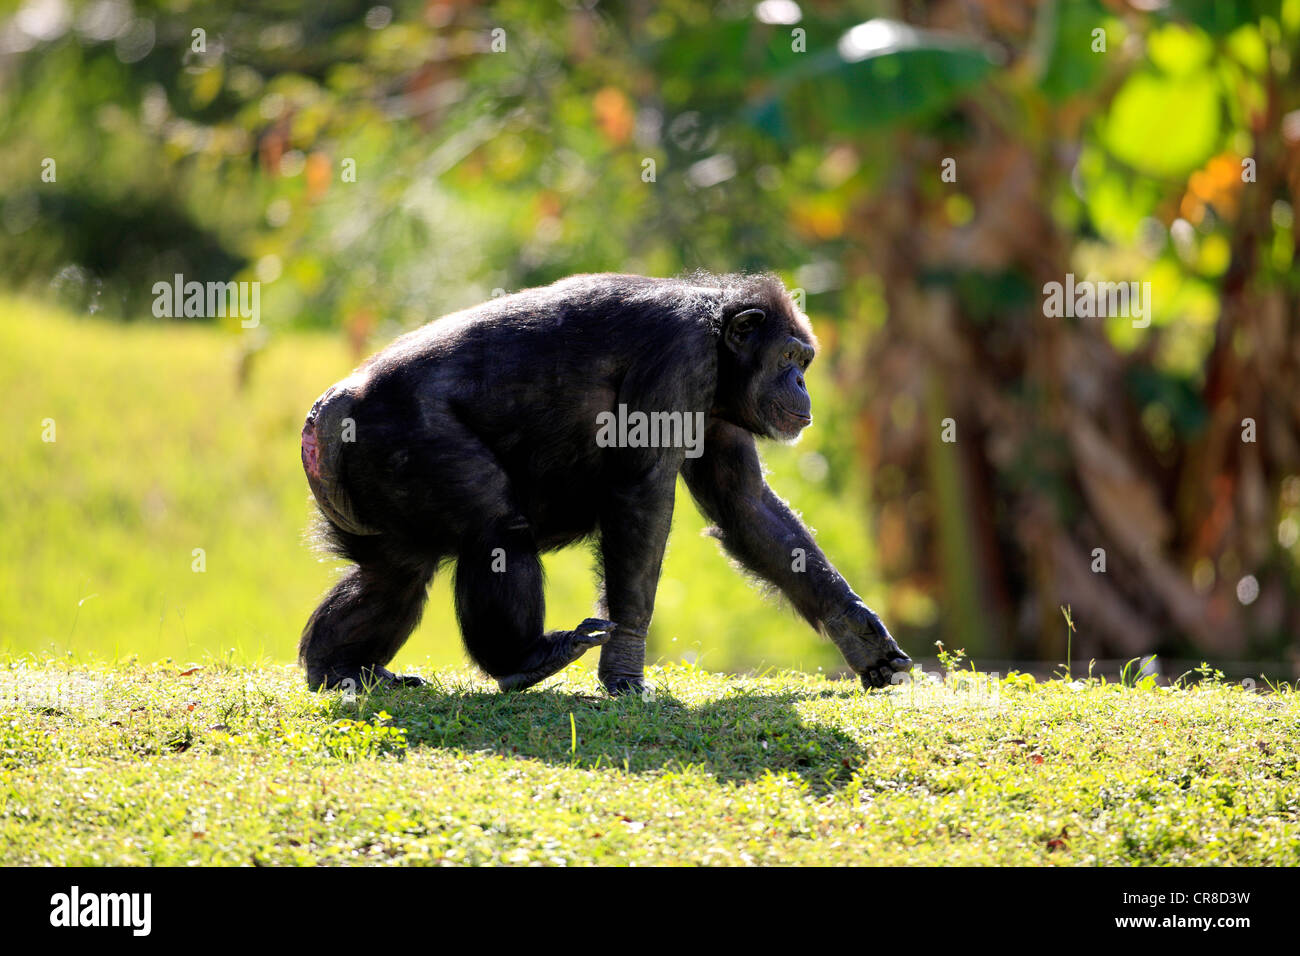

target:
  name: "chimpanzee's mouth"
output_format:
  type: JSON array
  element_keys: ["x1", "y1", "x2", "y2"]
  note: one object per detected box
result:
[{"x1": 774, "y1": 402, "x2": 812, "y2": 426}]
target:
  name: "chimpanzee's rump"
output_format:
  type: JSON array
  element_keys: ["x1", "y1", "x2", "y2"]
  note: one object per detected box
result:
[{"x1": 301, "y1": 383, "x2": 380, "y2": 537}]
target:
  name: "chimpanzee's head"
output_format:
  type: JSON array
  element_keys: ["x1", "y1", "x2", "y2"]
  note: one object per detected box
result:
[{"x1": 713, "y1": 278, "x2": 818, "y2": 442}]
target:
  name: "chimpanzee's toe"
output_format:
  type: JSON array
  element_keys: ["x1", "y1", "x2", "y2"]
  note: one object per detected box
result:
[
  {"x1": 388, "y1": 672, "x2": 428, "y2": 688},
  {"x1": 305, "y1": 664, "x2": 427, "y2": 691},
  {"x1": 364, "y1": 665, "x2": 425, "y2": 688},
  {"x1": 573, "y1": 618, "x2": 616, "y2": 647}
]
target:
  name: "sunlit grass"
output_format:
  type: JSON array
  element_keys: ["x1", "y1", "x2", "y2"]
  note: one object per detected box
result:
[{"x1": 1, "y1": 660, "x2": 1295, "y2": 865}]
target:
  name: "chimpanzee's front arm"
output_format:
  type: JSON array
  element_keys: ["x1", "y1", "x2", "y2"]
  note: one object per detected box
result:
[
  {"x1": 596, "y1": 456, "x2": 679, "y2": 696},
  {"x1": 681, "y1": 419, "x2": 911, "y2": 688}
]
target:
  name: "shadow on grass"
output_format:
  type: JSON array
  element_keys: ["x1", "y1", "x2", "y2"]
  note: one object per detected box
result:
[{"x1": 323, "y1": 681, "x2": 869, "y2": 792}]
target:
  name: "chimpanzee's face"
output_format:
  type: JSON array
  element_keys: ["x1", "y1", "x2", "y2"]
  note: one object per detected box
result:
[{"x1": 720, "y1": 295, "x2": 817, "y2": 442}]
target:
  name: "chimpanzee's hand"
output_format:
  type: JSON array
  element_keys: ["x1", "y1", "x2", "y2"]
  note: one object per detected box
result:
[{"x1": 822, "y1": 601, "x2": 912, "y2": 689}]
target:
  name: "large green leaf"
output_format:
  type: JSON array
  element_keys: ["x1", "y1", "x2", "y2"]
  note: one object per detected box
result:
[
  {"x1": 1102, "y1": 71, "x2": 1220, "y2": 178},
  {"x1": 759, "y1": 19, "x2": 995, "y2": 133}
]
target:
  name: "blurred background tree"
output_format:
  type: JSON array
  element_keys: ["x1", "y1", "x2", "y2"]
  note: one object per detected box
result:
[{"x1": 1, "y1": 0, "x2": 1297, "y2": 673}]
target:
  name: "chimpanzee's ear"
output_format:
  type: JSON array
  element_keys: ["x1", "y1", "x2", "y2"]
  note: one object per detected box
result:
[{"x1": 724, "y1": 308, "x2": 766, "y2": 354}]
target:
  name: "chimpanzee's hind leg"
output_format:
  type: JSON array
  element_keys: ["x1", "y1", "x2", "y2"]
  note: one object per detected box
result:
[
  {"x1": 454, "y1": 516, "x2": 613, "y2": 691},
  {"x1": 299, "y1": 529, "x2": 436, "y2": 690},
  {"x1": 308, "y1": 396, "x2": 609, "y2": 691},
  {"x1": 360, "y1": 408, "x2": 614, "y2": 690}
]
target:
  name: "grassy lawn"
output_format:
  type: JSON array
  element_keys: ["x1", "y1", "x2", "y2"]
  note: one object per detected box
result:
[{"x1": 2, "y1": 659, "x2": 1296, "y2": 865}]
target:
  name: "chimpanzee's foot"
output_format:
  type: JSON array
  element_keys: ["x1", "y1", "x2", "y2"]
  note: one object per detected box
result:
[
  {"x1": 369, "y1": 665, "x2": 428, "y2": 688},
  {"x1": 305, "y1": 663, "x2": 427, "y2": 691},
  {"x1": 496, "y1": 618, "x2": 614, "y2": 692}
]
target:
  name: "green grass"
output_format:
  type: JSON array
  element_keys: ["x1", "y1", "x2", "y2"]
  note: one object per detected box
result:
[
  {"x1": 0, "y1": 295, "x2": 894, "y2": 674},
  {"x1": 2, "y1": 659, "x2": 1296, "y2": 865}
]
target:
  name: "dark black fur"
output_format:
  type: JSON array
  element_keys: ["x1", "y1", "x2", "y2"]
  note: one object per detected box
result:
[{"x1": 298, "y1": 272, "x2": 910, "y2": 694}]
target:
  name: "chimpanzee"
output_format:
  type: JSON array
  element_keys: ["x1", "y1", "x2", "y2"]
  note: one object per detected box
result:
[{"x1": 298, "y1": 272, "x2": 910, "y2": 695}]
